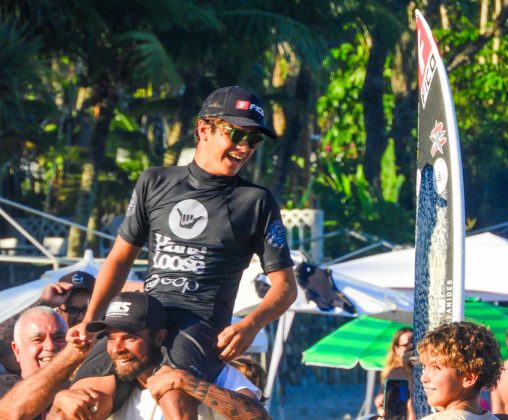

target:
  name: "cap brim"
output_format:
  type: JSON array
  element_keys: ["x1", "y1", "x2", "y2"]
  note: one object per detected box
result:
[
  {"x1": 86, "y1": 320, "x2": 145, "y2": 334},
  {"x1": 66, "y1": 284, "x2": 94, "y2": 291},
  {"x1": 221, "y1": 116, "x2": 277, "y2": 139}
]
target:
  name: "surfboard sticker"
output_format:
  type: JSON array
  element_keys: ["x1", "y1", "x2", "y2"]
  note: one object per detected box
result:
[{"x1": 413, "y1": 10, "x2": 465, "y2": 418}]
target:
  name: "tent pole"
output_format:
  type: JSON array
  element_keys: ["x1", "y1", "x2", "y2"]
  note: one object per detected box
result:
[
  {"x1": 357, "y1": 369, "x2": 377, "y2": 417},
  {"x1": 264, "y1": 310, "x2": 295, "y2": 412}
]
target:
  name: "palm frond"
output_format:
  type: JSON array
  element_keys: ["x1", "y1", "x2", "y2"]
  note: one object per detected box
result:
[
  {"x1": 218, "y1": 10, "x2": 327, "y2": 69},
  {"x1": 115, "y1": 31, "x2": 182, "y2": 87}
]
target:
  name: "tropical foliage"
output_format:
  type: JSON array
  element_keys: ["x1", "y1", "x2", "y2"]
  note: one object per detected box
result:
[{"x1": 0, "y1": 0, "x2": 507, "y2": 259}]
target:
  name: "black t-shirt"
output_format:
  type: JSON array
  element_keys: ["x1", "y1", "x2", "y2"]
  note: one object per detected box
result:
[{"x1": 118, "y1": 161, "x2": 293, "y2": 329}]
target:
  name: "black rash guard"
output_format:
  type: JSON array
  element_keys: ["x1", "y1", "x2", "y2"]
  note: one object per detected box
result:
[{"x1": 118, "y1": 160, "x2": 293, "y2": 331}]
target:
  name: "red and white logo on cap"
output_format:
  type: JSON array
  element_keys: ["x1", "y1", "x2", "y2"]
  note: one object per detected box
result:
[{"x1": 236, "y1": 100, "x2": 250, "y2": 110}]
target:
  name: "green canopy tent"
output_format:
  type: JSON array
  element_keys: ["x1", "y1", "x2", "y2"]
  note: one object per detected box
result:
[
  {"x1": 302, "y1": 315, "x2": 409, "y2": 370},
  {"x1": 302, "y1": 300, "x2": 508, "y2": 416},
  {"x1": 302, "y1": 315, "x2": 409, "y2": 416},
  {"x1": 463, "y1": 297, "x2": 508, "y2": 359}
]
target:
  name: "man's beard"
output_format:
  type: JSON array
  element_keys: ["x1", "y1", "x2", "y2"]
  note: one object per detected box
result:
[
  {"x1": 111, "y1": 342, "x2": 159, "y2": 381},
  {"x1": 112, "y1": 353, "x2": 151, "y2": 381}
]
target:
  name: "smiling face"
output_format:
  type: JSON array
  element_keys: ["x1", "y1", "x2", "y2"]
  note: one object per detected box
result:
[
  {"x1": 12, "y1": 311, "x2": 67, "y2": 378},
  {"x1": 194, "y1": 119, "x2": 258, "y2": 176},
  {"x1": 420, "y1": 354, "x2": 476, "y2": 409},
  {"x1": 107, "y1": 327, "x2": 166, "y2": 383}
]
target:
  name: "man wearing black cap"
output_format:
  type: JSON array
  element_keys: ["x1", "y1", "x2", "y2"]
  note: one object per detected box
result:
[
  {"x1": 55, "y1": 271, "x2": 95, "y2": 327},
  {"x1": 69, "y1": 86, "x2": 296, "y2": 418},
  {"x1": 55, "y1": 292, "x2": 268, "y2": 419}
]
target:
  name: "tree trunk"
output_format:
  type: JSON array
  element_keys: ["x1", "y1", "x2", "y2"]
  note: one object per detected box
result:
[
  {"x1": 479, "y1": 0, "x2": 489, "y2": 64},
  {"x1": 391, "y1": 16, "x2": 418, "y2": 209},
  {"x1": 145, "y1": 114, "x2": 165, "y2": 167},
  {"x1": 362, "y1": 34, "x2": 389, "y2": 189},
  {"x1": 67, "y1": 84, "x2": 118, "y2": 257},
  {"x1": 492, "y1": 0, "x2": 502, "y2": 64},
  {"x1": 163, "y1": 81, "x2": 199, "y2": 167},
  {"x1": 67, "y1": 162, "x2": 95, "y2": 257},
  {"x1": 272, "y1": 65, "x2": 312, "y2": 201}
]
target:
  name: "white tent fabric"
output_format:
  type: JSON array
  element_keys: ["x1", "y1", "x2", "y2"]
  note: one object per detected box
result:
[
  {"x1": 327, "y1": 233, "x2": 508, "y2": 302},
  {"x1": 233, "y1": 250, "x2": 414, "y2": 411},
  {"x1": 234, "y1": 251, "x2": 413, "y2": 319},
  {"x1": 0, "y1": 250, "x2": 140, "y2": 323}
]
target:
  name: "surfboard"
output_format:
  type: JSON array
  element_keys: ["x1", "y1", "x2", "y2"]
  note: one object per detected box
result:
[{"x1": 413, "y1": 10, "x2": 465, "y2": 417}]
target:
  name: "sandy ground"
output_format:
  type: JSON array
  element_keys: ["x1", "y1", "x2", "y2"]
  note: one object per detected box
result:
[{"x1": 269, "y1": 379, "x2": 369, "y2": 420}]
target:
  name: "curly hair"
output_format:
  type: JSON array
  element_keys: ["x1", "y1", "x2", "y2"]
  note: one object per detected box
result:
[
  {"x1": 193, "y1": 116, "x2": 228, "y2": 144},
  {"x1": 417, "y1": 321, "x2": 503, "y2": 391},
  {"x1": 229, "y1": 357, "x2": 267, "y2": 391}
]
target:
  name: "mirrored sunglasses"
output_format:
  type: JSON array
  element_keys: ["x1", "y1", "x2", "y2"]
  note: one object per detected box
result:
[{"x1": 222, "y1": 126, "x2": 264, "y2": 149}]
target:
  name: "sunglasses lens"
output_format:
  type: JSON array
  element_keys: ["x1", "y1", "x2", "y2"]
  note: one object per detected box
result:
[
  {"x1": 229, "y1": 128, "x2": 263, "y2": 148},
  {"x1": 230, "y1": 128, "x2": 246, "y2": 144}
]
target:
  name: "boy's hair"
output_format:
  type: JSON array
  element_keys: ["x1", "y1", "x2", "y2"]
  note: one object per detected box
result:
[
  {"x1": 229, "y1": 357, "x2": 267, "y2": 391},
  {"x1": 194, "y1": 116, "x2": 228, "y2": 144},
  {"x1": 417, "y1": 321, "x2": 503, "y2": 391}
]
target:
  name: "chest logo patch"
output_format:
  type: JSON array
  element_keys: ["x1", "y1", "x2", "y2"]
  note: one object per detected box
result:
[
  {"x1": 265, "y1": 219, "x2": 287, "y2": 249},
  {"x1": 169, "y1": 199, "x2": 208, "y2": 239}
]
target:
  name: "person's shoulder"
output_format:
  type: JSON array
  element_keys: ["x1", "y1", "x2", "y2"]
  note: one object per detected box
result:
[
  {"x1": 422, "y1": 409, "x2": 499, "y2": 420},
  {"x1": 235, "y1": 177, "x2": 276, "y2": 200},
  {"x1": 141, "y1": 165, "x2": 187, "y2": 179},
  {"x1": 0, "y1": 373, "x2": 20, "y2": 398},
  {"x1": 136, "y1": 166, "x2": 188, "y2": 189}
]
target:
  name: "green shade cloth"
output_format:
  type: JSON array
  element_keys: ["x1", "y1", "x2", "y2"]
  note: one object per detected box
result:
[
  {"x1": 302, "y1": 299, "x2": 508, "y2": 370},
  {"x1": 464, "y1": 297, "x2": 508, "y2": 359},
  {"x1": 302, "y1": 315, "x2": 410, "y2": 370}
]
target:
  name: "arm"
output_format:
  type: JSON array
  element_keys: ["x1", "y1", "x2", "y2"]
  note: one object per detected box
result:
[
  {"x1": 0, "y1": 342, "x2": 90, "y2": 419},
  {"x1": 46, "y1": 388, "x2": 100, "y2": 420},
  {"x1": 67, "y1": 236, "x2": 140, "y2": 343},
  {"x1": 491, "y1": 362, "x2": 508, "y2": 414},
  {"x1": 69, "y1": 376, "x2": 115, "y2": 419},
  {"x1": 147, "y1": 366, "x2": 269, "y2": 420},
  {"x1": 218, "y1": 267, "x2": 296, "y2": 361}
]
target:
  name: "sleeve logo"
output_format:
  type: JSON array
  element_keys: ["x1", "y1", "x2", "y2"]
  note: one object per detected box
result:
[
  {"x1": 126, "y1": 191, "x2": 137, "y2": 217},
  {"x1": 265, "y1": 220, "x2": 287, "y2": 249}
]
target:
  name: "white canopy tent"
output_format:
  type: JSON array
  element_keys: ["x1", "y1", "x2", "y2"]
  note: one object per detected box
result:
[
  {"x1": 233, "y1": 251, "x2": 413, "y2": 413},
  {"x1": 0, "y1": 250, "x2": 141, "y2": 323},
  {"x1": 327, "y1": 233, "x2": 508, "y2": 301},
  {"x1": 0, "y1": 251, "x2": 270, "y2": 354}
]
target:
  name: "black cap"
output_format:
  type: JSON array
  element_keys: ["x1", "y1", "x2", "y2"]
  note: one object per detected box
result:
[
  {"x1": 198, "y1": 86, "x2": 277, "y2": 139},
  {"x1": 59, "y1": 271, "x2": 95, "y2": 291},
  {"x1": 86, "y1": 292, "x2": 167, "y2": 334}
]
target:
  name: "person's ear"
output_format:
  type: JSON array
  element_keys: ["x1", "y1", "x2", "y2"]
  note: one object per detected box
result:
[
  {"x1": 11, "y1": 341, "x2": 20, "y2": 362},
  {"x1": 197, "y1": 120, "x2": 209, "y2": 142},
  {"x1": 461, "y1": 371, "x2": 479, "y2": 389},
  {"x1": 155, "y1": 329, "x2": 168, "y2": 347}
]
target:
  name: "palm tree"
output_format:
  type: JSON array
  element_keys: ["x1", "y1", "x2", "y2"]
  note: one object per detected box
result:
[{"x1": 2, "y1": 0, "x2": 222, "y2": 255}]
